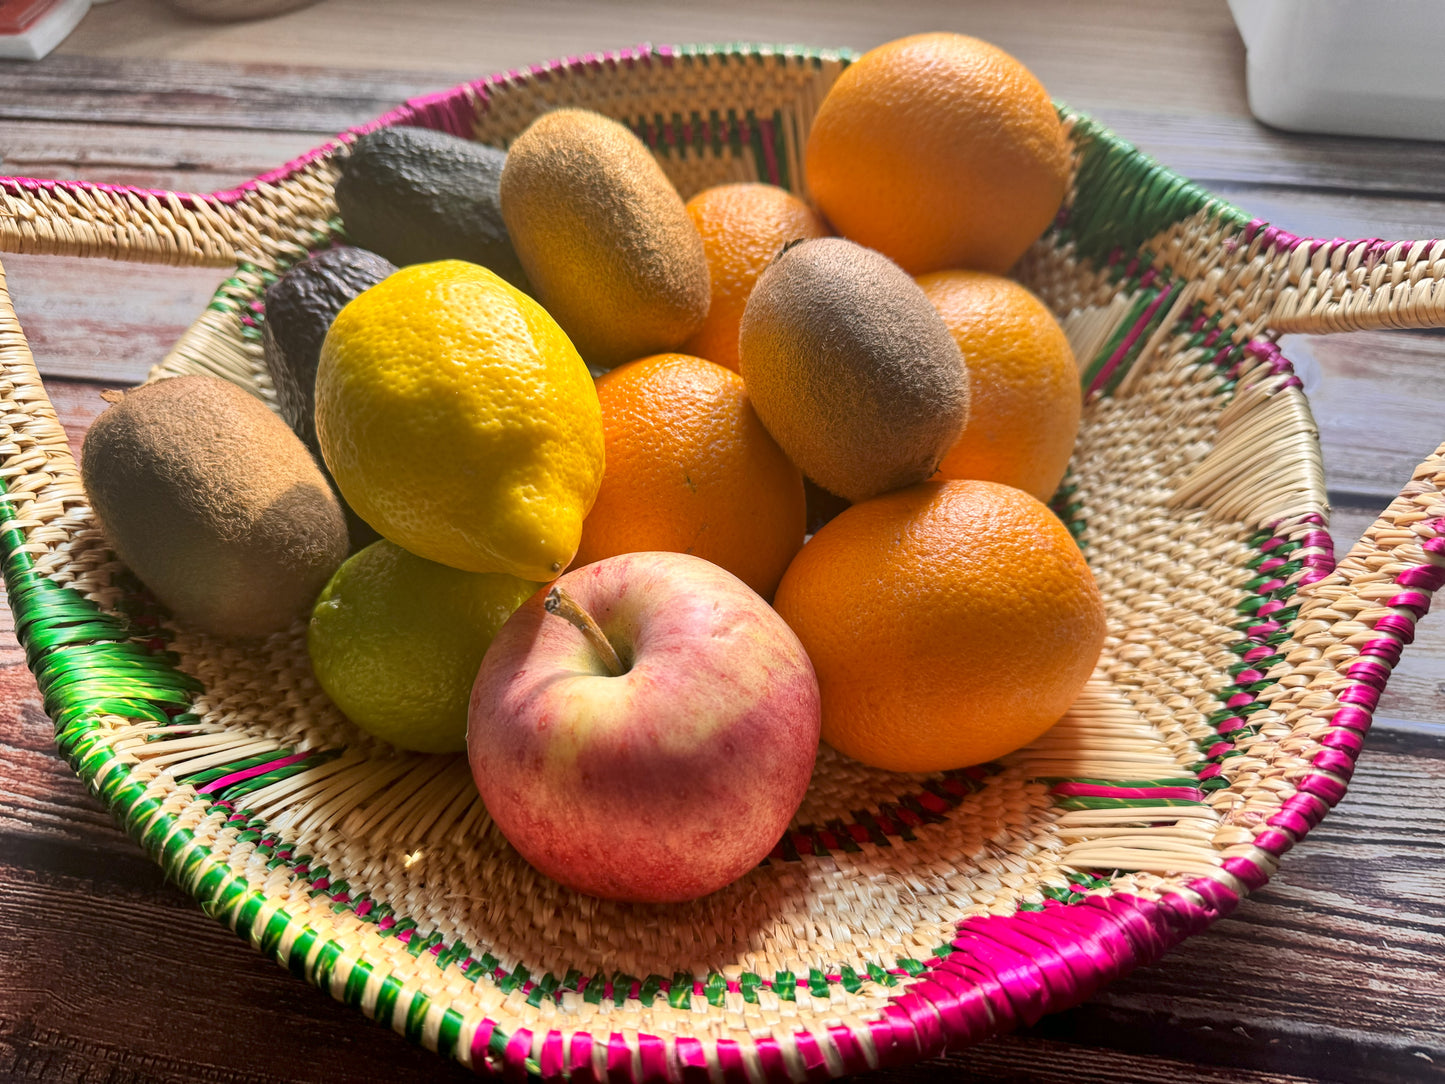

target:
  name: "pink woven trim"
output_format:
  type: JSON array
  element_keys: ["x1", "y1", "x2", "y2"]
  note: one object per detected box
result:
[
  {"x1": 569, "y1": 1033, "x2": 596, "y2": 1083},
  {"x1": 504, "y1": 1028, "x2": 534, "y2": 1078},
  {"x1": 1251, "y1": 518, "x2": 1445, "y2": 856},
  {"x1": 1242, "y1": 218, "x2": 1308, "y2": 252},
  {"x1": 506, "y1": 885, "x2": 1237, "y2": 1081},
  {"x1": 537, "y1": 1030, "x2": 565, "y2": 1077},
  {"x1": 1050, "y1": 782, "x2": 1202, "y2": 801},
  {"x1": 1242, "y1": 223, "x2": 1444, "y2": 274},
  {"x1": 1086, "y1": 281, "x2": 1179, "y2": 396},
  {"x1": 1240, "y1": 221, "x2": 1390, "y2": 259},
  {"x1": 0, "y1": 174, "x2": 205, "y2": 207},
  {"x1": 469, "y1": 1019, "x2": 495, "y2": 1073},
  {"x1": 1237, "y1": 338, "x2": 1304, "y2": 392},
  {"x1": 195, "y1": 750, "x2": 308, "y2": 795},
  {"x1": 756, "y1": 116, "x2": 782, "y2": 186}
]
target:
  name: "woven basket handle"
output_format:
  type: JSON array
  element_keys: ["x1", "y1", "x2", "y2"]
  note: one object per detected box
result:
[
  {"x1": 0, "y1": 179, "x2": 267, "y2": 267},
  {"x1": 1267, "y1": 237, "x2": 1445, "y2": 335}
]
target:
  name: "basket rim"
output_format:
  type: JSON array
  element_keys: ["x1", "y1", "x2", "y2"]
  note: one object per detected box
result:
[{"x1": 0, "y1": 40, "x2": 1428, "y2": 1082}]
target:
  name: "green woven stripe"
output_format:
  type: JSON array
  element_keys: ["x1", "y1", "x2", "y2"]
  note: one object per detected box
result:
[
  {"x1": 1080, "y1": 288, "x2": 1158, "y2": 390},
  {"x1": 1058, "y1": 109, "x2": 1251, "y2": 264},
  {"x1": 1041, "y1": 776, "x2": 1202, "y2": 788},
  {"x1": 436, "y1": 1006, "x2": 465, "y2": 1059},
  {"x1": 625, "y1": 103, "x2": 793, "y2": 189},
  {"x1": 672, "y1": 41, "x2": 858, "y2": 66},
  {"x1": 180, "y1": 749, "x2": 288, "y2": 786},
  {"x1": 225, "y1": 750, "x2": 341, "y2": 800},
  {"x1": 403, "y1": 990, "x2": 432, "y2": 1044},
  {"x1": 343, "y1": 959, "x2": 373, "y2": 1007},
  {"x1": 1040, "y1": 873, "x2": 1114, "y2": 905},
  {"x1": 1054, "y1": 796, "x2": 1203, "y2": 811},
  {"x1": 1049, "y1": 474, "x2": 1086, "y2": 544}
]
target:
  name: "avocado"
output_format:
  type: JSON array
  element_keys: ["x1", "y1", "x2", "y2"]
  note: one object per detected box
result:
[
  {"x1": 334, "y1": 125, "x2": 528, "y2": 289},
  {"x1": 81, "y1": 375, "x2": 349, "y2": 640},
  {"x1": 263, "y1": 246, "x2": 396, "y2": 452},
  {"x1": 262, "y1": 245, "x2": 395, "y2": 550}
]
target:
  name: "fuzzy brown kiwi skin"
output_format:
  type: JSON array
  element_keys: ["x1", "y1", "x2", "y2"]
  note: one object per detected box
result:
[
  {"x1": 81, "y1": 375, "x2": 349, "y2": 640},
  {"x1": 738, "y1": 237, "x2": 970, "y2": 504},
  {"x1": 499, "y1": 108, "x2": 710, "y2": 369}
]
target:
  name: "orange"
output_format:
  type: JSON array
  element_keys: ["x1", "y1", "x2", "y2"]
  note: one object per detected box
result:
[
  {"x1": 680, "y1": 183, "x2": 830, "y2": 372},
  {"x1": 573, "y1": 353, "x2": 806, "y2": 598},
  {"x1": 804, "y1": 33, "x2": 1070, "y2": 275},
  {"x1": 773, "y1": 480, "x2": 1105, "y2": 772},
  {"x1": 918, "y1": 270, "x2": 1080, "y2": 501}
]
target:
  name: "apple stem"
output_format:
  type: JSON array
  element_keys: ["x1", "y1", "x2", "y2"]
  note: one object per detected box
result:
[{"x1": 544, "y1": 586, "x2": 625, "y2": 677}]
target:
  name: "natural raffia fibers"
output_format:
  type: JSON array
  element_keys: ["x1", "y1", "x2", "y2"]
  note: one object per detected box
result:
[{"x1": 2, "y1": 44, "x2": 1445, "y2": 1081}]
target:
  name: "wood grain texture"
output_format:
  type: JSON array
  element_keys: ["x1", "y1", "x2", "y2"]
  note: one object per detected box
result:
[
  {"x1": 1286, "y1": 330, "x2": 1445, "y2": 502},
  {"x1": 0, "y1": 118, "x2": 333, "y2": 193},
  {"x1": 0, "y1": 53, "x2": 452, "y2": 134},
  {"x1": 4, "y1": 256, "x2": 228, "y2": 384},
  {"x1": 1, "y1": 1, "x2": 1442, "y2": 1081},
  {"x1": 59, "y1": 0, "x2": 1252, "y2": 118}
]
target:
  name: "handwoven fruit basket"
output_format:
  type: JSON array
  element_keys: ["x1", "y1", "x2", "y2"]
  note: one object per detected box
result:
[{"x1": 3, "y1": 44, "x2": 1445, "y2": 1081}]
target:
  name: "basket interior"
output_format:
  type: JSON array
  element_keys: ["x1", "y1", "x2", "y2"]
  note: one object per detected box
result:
[{"x1": 10, "y1": 46, "x2": 1343, "y2": 1079}]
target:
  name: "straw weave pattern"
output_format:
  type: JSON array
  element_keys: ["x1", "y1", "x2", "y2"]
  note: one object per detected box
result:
[{"x1": 1, "y1": 45, "x2": 1442, "y2": 1081}]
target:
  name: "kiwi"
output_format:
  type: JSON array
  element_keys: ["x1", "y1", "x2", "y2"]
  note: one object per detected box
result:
[
  {"x1": 738, "y1": 238, "x2": 969, "y2": 503},
  {"x1": 499, "y1": 108, "x2": 709, "y2": 368},
  {"x1": 81, "y1": 375, "x2": 349, "y2": 639},
  {"x1": 334, "y1": 125, "x2": 528, "y2": 289}
]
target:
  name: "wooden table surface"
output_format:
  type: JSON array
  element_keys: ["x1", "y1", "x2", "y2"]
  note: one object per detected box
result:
[{"x1": 2, "y1": 1, "x2": 1444, "y2": 1081}]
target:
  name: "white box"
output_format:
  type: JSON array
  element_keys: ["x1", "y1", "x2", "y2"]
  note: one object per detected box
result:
[{"x1": 1229, "y1": 0, "x2": 1445, "y2": 141}]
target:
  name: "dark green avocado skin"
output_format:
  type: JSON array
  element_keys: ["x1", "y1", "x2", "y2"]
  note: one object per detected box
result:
[
  {"x1": 261, "y1": 245, "x2": 396, "y2": 551},
  {"x1": 334, "y1": 125, "x2": 529, "y2": 289},
  {"x1": 262, "y1": 245, "x2": 396, "y2": 453}
]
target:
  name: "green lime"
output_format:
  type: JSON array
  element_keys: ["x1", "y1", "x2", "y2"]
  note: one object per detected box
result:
[{"x1": 308, "y1": 539, "x2": 540, "y2": 752}]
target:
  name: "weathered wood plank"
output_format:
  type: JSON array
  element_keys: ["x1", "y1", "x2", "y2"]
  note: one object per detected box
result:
[
  {"x1": 0, "y1": 55, "x2": 452, "y2": 135},
  {"x1": 0, "y1": 39, "x2": 1436, "y2": 201},
  {"x1": 894, "y1": 1038, "x2": 1337, "y2": 1083},
  {"x1": 57, "y1": 0, "x2": 1251, "y2": 120},
  {"x1": 46, "y1": 376, "x2": 117, "y2": 457},
  {"x1": 1287, "y1": 330, "x2": 1445, "y2": 503},
  {"x1": 0, "y1": 658, "x2": 135, "y2": 850},
  {"x1": 3, "y1": 254, "x2": 227, "y2": 384},
  {"x1": 0, "y1": 118, "x2": 329, "y2": 194}
]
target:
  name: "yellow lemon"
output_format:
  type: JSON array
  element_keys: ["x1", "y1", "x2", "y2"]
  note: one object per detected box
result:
[{"x1": 315, "y1": 260, "x2": 604, "y2": 580}]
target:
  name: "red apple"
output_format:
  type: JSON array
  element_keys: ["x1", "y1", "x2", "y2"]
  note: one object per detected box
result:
[{"x1": 467, "y1": 551, "x2": 821, "y2": 903}]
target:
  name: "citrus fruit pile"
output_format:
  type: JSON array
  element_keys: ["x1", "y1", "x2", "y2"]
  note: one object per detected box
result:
[{"x1": 80, "y1": 32, "x2": 1108, "y2": 900}]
